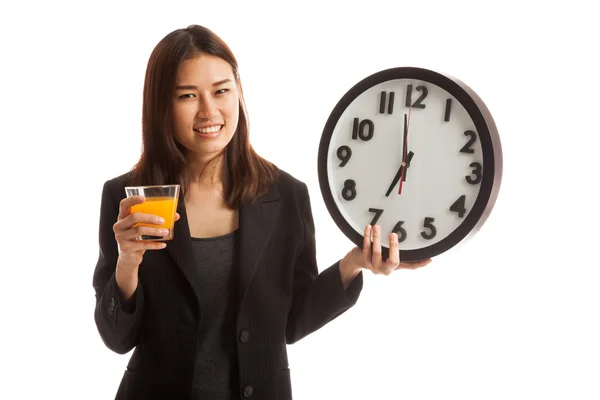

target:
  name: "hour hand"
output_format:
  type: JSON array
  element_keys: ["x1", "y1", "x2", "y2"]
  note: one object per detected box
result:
[
  {"x1": 385, "y1": 163, "x2": 405, "y2": 197},
  {"x1": 384, "y1": 151, "x2": 414, "y2": 197}
]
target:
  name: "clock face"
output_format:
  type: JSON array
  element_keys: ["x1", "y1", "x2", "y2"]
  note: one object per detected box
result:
[{"x1": 318, "y1": 67, "x2": 502, "y2": 262}]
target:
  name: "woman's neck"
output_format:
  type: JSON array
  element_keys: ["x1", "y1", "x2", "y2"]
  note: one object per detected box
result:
[{"x1": 186, "y1": 153, "x2": 225, "y2": 188}]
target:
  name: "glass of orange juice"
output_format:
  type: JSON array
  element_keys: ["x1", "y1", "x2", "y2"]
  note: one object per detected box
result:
[{"x1": 124, "y1": 184, "x2": 180, "y2": 241}]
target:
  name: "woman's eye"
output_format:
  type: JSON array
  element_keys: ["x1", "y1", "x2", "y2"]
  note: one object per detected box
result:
[
  {"x1": 216, "y1": 88, "x2": 229, "y2": 95},
  {"x1": 179, "y1": 93, "x2": 196, "y2": 99}
]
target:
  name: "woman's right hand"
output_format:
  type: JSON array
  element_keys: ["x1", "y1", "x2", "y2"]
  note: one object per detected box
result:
[{"x1": 112, "y1": 195, "x2": 178, "y2": 272}]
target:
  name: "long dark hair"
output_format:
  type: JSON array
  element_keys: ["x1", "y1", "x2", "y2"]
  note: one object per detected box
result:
[{"x1": 126, "y1": 24, "x2": 279, "y2": 207}]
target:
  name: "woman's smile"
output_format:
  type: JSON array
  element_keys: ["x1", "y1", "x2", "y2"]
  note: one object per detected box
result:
[{"x1": 193, "y1": 124, "x2": 224, "y2": 138}]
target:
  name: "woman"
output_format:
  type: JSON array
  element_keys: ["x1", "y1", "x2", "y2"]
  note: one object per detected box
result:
[{"x1": 93, "y1": 24, "x2": 431, "y2": 400}]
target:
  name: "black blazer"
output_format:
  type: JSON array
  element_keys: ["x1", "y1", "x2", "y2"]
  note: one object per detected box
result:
[{"x1": 93, "y1": 168, "x2": 364, "y2": 399}]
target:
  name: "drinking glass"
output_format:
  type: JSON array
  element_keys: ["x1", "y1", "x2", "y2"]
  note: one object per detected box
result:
[{"x1": 124, "y1": 184, "x2": 180, "y2": 241}]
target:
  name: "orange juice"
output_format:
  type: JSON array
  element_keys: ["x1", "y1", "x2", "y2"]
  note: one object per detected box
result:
[{"x1": 130, "y1": 196, "x2": 178, "y2": 230}]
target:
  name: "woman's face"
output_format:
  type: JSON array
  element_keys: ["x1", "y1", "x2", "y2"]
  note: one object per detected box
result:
[{"x1": 172, "y1": 54, "x2": 240, "y2": 162}]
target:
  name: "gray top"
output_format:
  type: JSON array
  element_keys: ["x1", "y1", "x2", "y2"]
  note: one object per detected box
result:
[{"x1": 190, "y1": 230, "x2": 239, "y2": 400}]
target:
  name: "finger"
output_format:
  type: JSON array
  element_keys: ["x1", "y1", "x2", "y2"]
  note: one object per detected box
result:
[
  {"x1": 175, "y1": 212, "x2": 181, "y2": 222},
  {"x1": 149, "y1": 241, "x2": 168, "y2": 250},
  {"x1": 118, "y1": 195, "x2": 146, "y2": 220},
  {"x1": 371, "y1": 225, "x2": 383, "y2": 268},
  {"x1": 137, "y1": 240, "x2": 168, "y2": 250},
  {"x1": 114, "y1": 211, "x2": 165, "y2": 234},
  {"x1": 119, "y1": 239, "x2": 167, "y2": 255},
  {"x1": 126, "y1": 225, "x2": 170, "y2": 241},
  {"x1": 362, "y1": 224, "x2": 372, "y2": 263},
  {"x1": 385, "y1": 232, "x2": 400, "y2": 271}
]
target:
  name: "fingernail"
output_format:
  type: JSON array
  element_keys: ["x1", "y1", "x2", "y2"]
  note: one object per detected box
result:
[{"x1": 157, "y1": 217, "x2": 165, "y2": 224}]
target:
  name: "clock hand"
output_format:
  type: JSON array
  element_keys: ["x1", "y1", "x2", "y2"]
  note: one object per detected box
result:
[
  {"x1": 403, "y1": 151, "x2": 414, "y2": 180},
  {"x1": 384, "y1": 113, "x2": 409, "y2": 197},
  {"x1": 385, "y1": 151, "x2": 415, "y2": 197},
  {"x1": 385, "y1": 162, "x2": 405, "y2": 197},
  {"x1": 398, "y1": 107, "x2": 412, "y2": 194}
]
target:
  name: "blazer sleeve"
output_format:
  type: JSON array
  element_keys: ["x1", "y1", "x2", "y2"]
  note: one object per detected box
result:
[
  {"x1": 285, "y1": 183, "x2": 363, "y2": 344},
  {"x1": 92, "y1": 179, "x2": 144, "y2": 354}
]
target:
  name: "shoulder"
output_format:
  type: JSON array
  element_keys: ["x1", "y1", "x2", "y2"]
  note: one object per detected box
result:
[
  {"x1": 274, "y1": 167, "x2": 307, "y2": 189},
  {"x1": 101, "y1": 170, "x2": 134, "y2": 200},
  {"x1": 270, "y1": 166, "x2": 309, "y2": 198},
  {"x1": 252, "y1": 165, "x2": 312, "y2": 214}
]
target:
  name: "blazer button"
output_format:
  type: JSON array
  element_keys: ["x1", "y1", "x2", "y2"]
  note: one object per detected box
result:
[
  {"x1": 107, "y1": 297, "x2": 115, "y2": 315},
  {"x1": 239, "y1": 330, "x2": 250, "y2": 344},
  {"x1": 243, "y1": 385, "x2": 254, "y2": 398}
]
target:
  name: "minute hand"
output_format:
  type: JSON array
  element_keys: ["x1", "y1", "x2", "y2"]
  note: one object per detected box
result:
[
  {"x1": 398, "y1": 112, "x2": 410, "y2": 195},
  {"x1": 385, "y1": 114, "x2": 411, "y2": 197}
]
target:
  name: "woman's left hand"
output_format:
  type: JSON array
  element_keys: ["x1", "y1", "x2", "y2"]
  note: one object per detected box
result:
[{"x1": 340, "y1": 224, "x2": 432, "y2": 279}]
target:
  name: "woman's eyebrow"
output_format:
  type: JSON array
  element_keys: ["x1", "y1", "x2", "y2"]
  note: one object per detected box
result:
[{"x1": 175, "y1": 79, "x2": 232, "y2": 90}]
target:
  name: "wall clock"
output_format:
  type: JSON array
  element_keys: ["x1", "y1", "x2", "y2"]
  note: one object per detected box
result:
[{"x1": 317, "y1": 67, "x2": 502, "y2": 262}]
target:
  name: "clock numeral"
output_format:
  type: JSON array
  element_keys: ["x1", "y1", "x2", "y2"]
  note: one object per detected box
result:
[
  {"x1": 421, "y1": 217, "x2": 437, "y2": 240},
  {"x1": 352, "y1": 118, "x2": 374, "y2": 141},
  {"x1": 444, "y1": 99, "x2": 452, "y2": 122},
  {"x1": 341, "y1": 179, "x2": 357, "y2": 201},
  {"x1": 392, "y1": 221, "x2": 407, "y2": 243},
  {"x1": 466, "y1": 162, "x2": 482, "y2": 184},
  {"x1": 368, "y1": 208, "x2": 384, "y2": 226},
  {"x1": 379, "y1": 91, "x2": 395, "y2": 114},
  {"x1": 450, "y1": 195, "x2": 467, "y2": 218},
  {"x1": 405, "y1": 84, "x2": 427, "y2": 109},
  {"x1": 460, "y1": 130, "x2": 477, "y2": 153},
  {"x1": 336, "y1": 145, "x2": 352, "y2": 167}
]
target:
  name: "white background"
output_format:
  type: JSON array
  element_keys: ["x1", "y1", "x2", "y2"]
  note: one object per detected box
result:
[{"x1": 1, "y1": 1, "x2": 599, "y2": 399}]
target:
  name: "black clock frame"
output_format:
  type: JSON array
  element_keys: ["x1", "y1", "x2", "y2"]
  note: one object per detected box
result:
[{"x1": 317, "y1": 67, "x2": 503, "y2": 262}]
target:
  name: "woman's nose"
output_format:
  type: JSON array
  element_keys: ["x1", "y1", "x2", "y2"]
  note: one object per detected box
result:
[{"x1": 196, "y1": 97, "x2": 217, "y2": 118}]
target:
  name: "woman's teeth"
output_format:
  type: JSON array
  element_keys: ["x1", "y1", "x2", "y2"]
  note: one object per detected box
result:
[{"x1": 194, "y1": 125, "x2": 222, "y2": 134}]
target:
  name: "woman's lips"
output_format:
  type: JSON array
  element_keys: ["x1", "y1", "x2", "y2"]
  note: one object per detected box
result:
[{"x1": 193, "y1": 124, "x2": 223, "y2": 137}]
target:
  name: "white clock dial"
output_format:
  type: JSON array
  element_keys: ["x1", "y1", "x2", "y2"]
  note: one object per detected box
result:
[{"x1": 327, "y1": 79, "x2": 483, "y2": 250}]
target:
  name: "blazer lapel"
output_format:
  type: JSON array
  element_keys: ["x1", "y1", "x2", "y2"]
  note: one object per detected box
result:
[
  {"x1": 237, "y1": 186, "x2": 281, "y2": 304},
  {"x1": 166, "y1": 195, "x2": 201, "y2": 310},
  {"x1": 165, "y1": 185, "x2": 282, "y2": 311}
]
